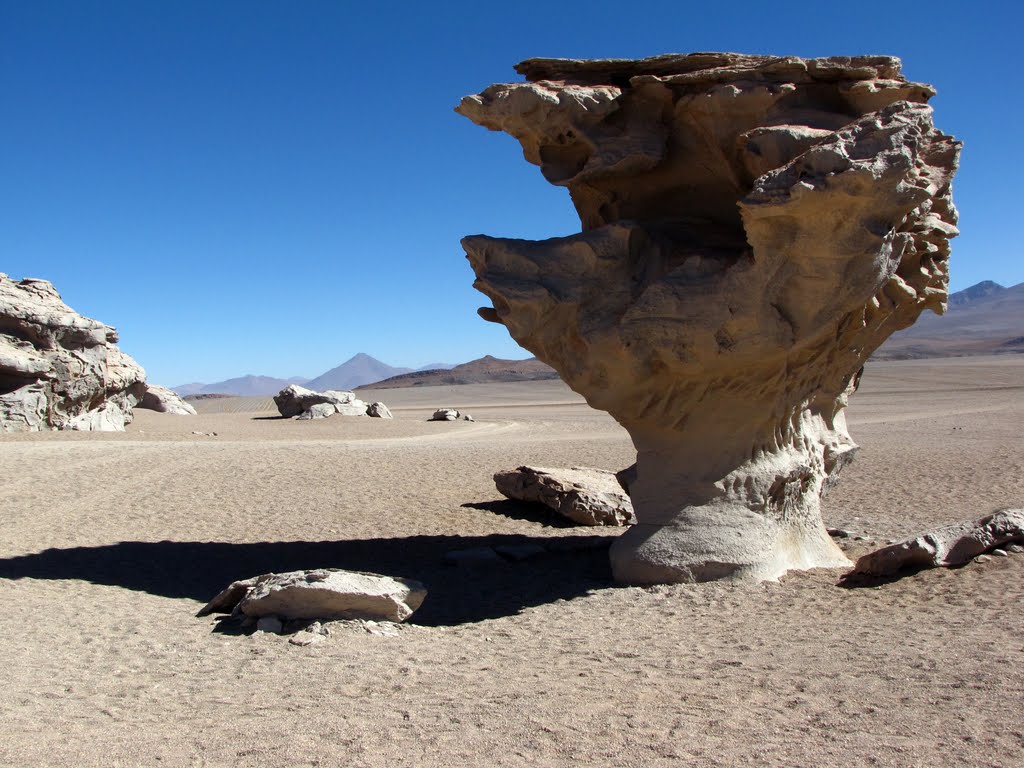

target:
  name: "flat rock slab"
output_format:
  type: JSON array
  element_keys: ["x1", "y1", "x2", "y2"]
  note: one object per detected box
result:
[
  {"x1": 197, "y1": 568, "x2": 427, "y2": 623},
  {"x1": 494, "y1": 466, "x2": 635, "y2": 526},
  {"x1": 848, "y1": 508, "x2": 1024, "y2": 578}
]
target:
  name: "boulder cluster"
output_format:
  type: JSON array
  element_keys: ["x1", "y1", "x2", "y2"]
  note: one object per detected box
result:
[{"x1": 273, "y1": 384, "x2": 392, "y2": 420}]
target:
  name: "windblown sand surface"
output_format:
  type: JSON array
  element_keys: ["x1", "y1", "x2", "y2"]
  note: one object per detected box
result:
[{"x1": 1, "y1": 356, "x2": 1022, "y2": 766}]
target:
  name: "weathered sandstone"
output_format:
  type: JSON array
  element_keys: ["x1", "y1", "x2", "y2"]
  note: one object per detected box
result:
[
  {"x1": 0, "y1": 274, "x2": 147, "y2": 432},
  {"x1": 494, "y1": 466, "x2": 635, "y2": 526},
  {"x1": 458, "y1": 53, "x2": 960, "y2": 583},
  {"x1": 848, "y1": 509, "x2": 1024, "y2": 578},
  {"x1": 197, "y1": 568, "x2": 427, "y2": 623}
]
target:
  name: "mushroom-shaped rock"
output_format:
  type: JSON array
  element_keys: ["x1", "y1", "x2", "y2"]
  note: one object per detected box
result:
[
  {"x1": 494, "y1": 466, "x2": 635, "y2": 526},
  {"x1": 274, "y1": 385, "x2": 367, "y2": 419},
  {"x1": 847, "y1": 509, "x2": 1024, "y2": 579},
  {"x1": 430, "y1": 408, "x2": 460, "y2": 421},
  {"x1": 197, "y1": 569, "x2": 427, "y2": 623},
  {"x1": 367, "y1": 402, "x2": 393, "y2": 418},
  {"x1": 0, "y1": 274, "x2": 147, "y2": 432},
  {"x1": 458, "y1": 53, "x2": 960, "y2": 584},
  {"x1": 139, "y1": 384, "x2": 197, "y2": 416}
]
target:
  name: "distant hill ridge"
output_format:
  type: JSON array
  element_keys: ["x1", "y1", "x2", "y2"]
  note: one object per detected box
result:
[
  {"x1": 357, "y1": 355, "x2": 558, "y2": 389},
  {"x1": 174, "y1": 375, "x2": 309, "y2": 397},
  {"x1": 875, "y1": 280, "x2": 1024, "y2": 359}
]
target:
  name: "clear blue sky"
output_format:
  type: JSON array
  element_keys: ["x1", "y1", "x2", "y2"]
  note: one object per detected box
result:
[{"x1": 3, "y1": 1, "x2": 1020, "y2": 385}]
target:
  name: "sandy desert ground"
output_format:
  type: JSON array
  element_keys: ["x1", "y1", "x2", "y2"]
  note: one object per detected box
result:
[{"x1": 1, "y1": 355, "x2": 1022, "y2": 767}]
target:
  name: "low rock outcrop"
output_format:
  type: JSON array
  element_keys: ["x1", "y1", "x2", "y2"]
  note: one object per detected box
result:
[
  {"x1": 1, "y1": 274, "x2": 147, "y2": 432},
  {"x1": 494, "y1": 466, "x2": 636, "y2": 526},
  {"x1": 138, "y1": 384, "x2": 197, "y2": 416},
  {"x1": 197, "y1": 568, "x2": 427, "y2": 623},
  {"x1": 274, "y1": 384, "x2": 381, "y2": 420},
  {"x1": 459, "y1": 53, "x2": 960, "y2": 583},
  {"x1": 847, "y1": 509, "x2": 1024, "y2": 578},
  {"x1": 430, "y1": 408, "x2": 461, "y2": 421}
]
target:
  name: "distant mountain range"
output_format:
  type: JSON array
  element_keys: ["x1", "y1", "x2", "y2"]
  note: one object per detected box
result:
[
  {"x1": 174, "y1": 375, "x2": 309, "y2": 397},
  {"x1": 175, "y1": 280, "x2": 1020, "y2": 396},
  {"x1": 357, "y1": 355, "x2": 558, "y2": 389},
  {"x1": 174, "y1": 354, "x2": 453, "y2": 396},
  {"x1": 874, "y1": 280, "x2": 1024, "y2": 359}
]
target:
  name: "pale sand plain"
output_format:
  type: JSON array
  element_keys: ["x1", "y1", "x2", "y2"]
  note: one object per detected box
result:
[{"x1": 1, "y1": 355, "x2": 1022, "y2": 767}]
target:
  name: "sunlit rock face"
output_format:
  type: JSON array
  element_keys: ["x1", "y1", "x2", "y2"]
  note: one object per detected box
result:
[
  {"x1": 457, "y1": 53, "x2": 960, "y2": 584},
  {"x1": 0, "y1": 274, "x2": 147, "y2": 432}
]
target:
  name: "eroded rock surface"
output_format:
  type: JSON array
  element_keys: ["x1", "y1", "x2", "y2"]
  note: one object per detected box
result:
[
  {"x1": 494, "y1": 466, "x2": 635, "y2": 526},
  {"x1": 0, "y1": 274, "x2": 147, "y2": 432},
  {"x1": 458, "y1": 53, "x2": 960, "y2": 583},
  {"x1": 197, "y1": 569, "x2": 427, "y2": 623},
  {"x1": 848, "y1": 509, "x2": 1024, "y2": 578},
  {"x1": 274, "y1": 384, "x2": 372, "y2": 419}
]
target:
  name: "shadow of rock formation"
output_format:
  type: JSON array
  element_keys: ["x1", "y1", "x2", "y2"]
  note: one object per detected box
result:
[{"x1": 0, "y1": 534, "x2": 618, "y2": 626}]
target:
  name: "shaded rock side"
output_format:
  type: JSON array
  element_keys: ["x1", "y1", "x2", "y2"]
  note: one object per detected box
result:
[
  {"x1": 0, "y1": 274, "x2": 147, "y2": 432},
  {"x1": 458, "y1": 53, "x2": 960, "y2": 583},
  {"x1": 197, "y1": 568, "x2": 427, "y2": 623},
  {"x1": 847, "y1": 509, "x2": 1024, "y2": 578},
  {"x1": 138, "y1": 384, "x2": 197, "y2": 416},
  {"x1": 367, "y1": 401, "x2": 393, "y2": 418},
  {"x1": 494, "y1": 466, "x2": 636, "y2": 526}
]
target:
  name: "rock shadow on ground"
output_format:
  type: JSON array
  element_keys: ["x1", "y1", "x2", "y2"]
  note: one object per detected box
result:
[{"x1": 0, "y1": 534, "x2": 619, "y2": 626}]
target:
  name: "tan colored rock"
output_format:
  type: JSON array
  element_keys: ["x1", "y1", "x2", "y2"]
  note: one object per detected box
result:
[
  {"x1": 494, "y1": 466, "x2": 635, "y2": 526},
  {"x1": 197, "y1": 568, "x2": 427, "y2": 623},
  {"x1": 0, "y1": 274, "x2": 147, "y2": 432},
  {"x1": 458, "y1": 53, "x2": 960, "y2": 583},
  {"x1": 139, "y1": 384, "x2": 197, "y2": 416},
  {"x1": 847, "y1": 509, "x2": 1024, "y2": 578}
]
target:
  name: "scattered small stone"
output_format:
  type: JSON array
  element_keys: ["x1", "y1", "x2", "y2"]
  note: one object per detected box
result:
[
  {"x1": 992, "y1": 548, "x2": 1009, "y2": 557},
  {"x1": 364, "y1": 620, "x2": 400, "y2": 637},
  {"x1": 191, "y1": 430, "x2": 218, "y2": 437},
  {"x1": 444, "y1": 546, "x2": 502, "y2": 565},
  {"x1": 827, "y1": 528, "x2": 851, "y2": 539},
  {"x1": 256, "y1": 616, "x2": 283, "y2": 634},
  {"x1": 974, "y1": 555, "x2": 992, "y2": 564},
  {"x1": 463, "y1": 414, "x2": 474, "y2": 422},
  {"x1": 495, "y1": 543, "x2": 547, "y2": 561},
  {"x1": 1007, "y1": 544, "x2": 1024, "y2": 554},
  {"x1": 288, "y1": 631, "x2": 324, "y2": 646}
]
